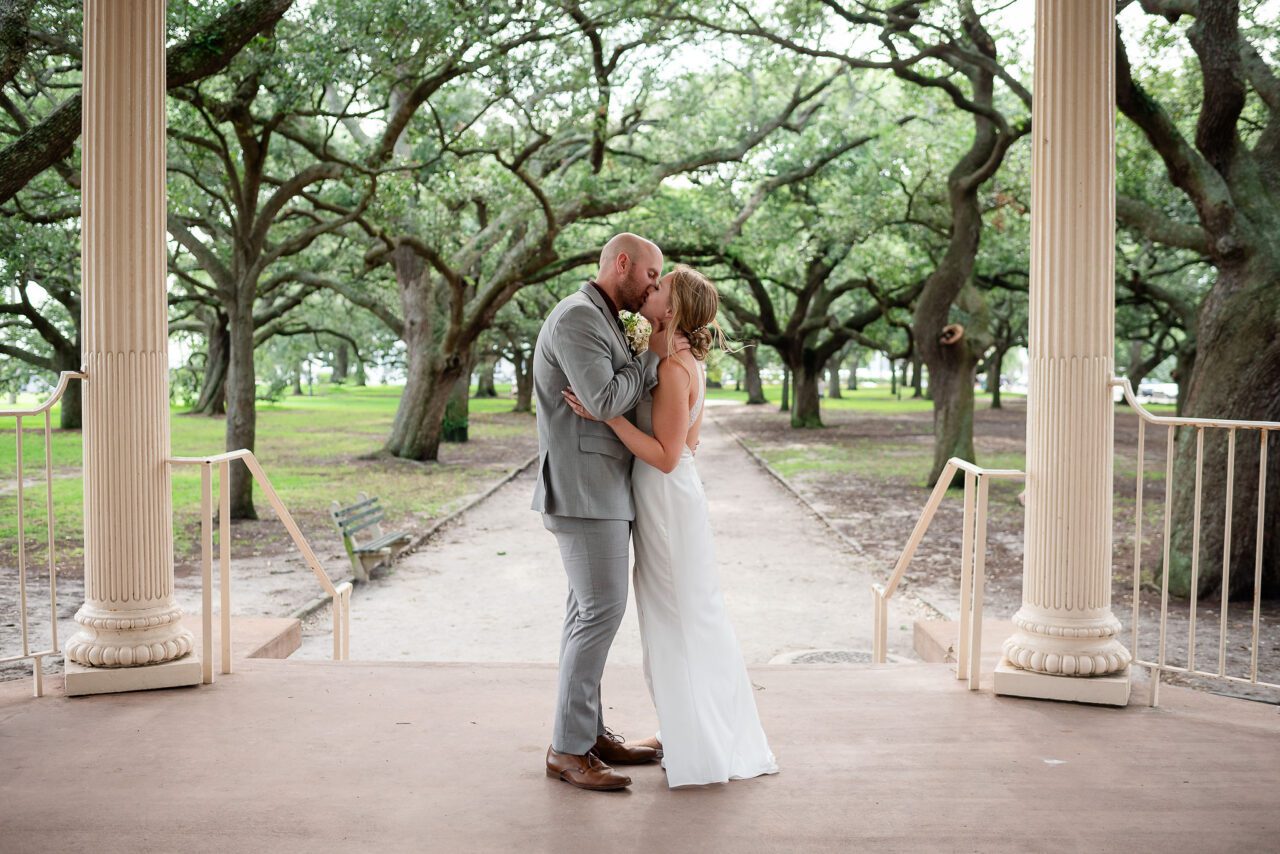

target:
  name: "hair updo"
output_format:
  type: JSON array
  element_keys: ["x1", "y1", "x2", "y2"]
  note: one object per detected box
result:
[{"x1": 665, "y1": 264, "x2": 726, "y2": 362}]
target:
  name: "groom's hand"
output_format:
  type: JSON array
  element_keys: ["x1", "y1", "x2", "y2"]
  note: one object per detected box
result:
[
  {"x1": 648, "y1": 328, "x2": 691, "y2": 358},
  {"x1": 562, "y1": 388, "x2": 600, "y2": 421}
]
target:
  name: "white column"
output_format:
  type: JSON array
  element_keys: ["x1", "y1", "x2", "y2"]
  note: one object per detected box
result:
[
  {"x1": 64, "y1": 0, "x2": 199, "y2": 694},
  {"x1": 994, "y1": 0, "x2": 1131, "y2": 705}
]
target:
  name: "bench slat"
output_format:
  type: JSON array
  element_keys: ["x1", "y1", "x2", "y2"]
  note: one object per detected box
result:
[
  {"x1": 334, "y1": 496, "x2": 381, "y2": 519},
  {"x1": 353, "y1": 530, "x2": 412, "y2": 552},
  {"x1": 340, "y1": 504, "x2": 384, "y2": 528},
  {"x1": 345, "y1": 513, "x2": 386, "y2": 535}
]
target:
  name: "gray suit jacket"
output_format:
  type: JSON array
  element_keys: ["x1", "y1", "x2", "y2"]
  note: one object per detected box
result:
[{"x1": 531, "y1": 283, "x2": 659, "y2": 520}]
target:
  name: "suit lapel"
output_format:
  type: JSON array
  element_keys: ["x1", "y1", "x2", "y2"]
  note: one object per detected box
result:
[{"x1": 580, "y1": 283, "x2": 631, "y2": 354}]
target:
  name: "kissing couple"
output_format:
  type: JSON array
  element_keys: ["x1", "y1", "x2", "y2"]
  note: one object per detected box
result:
[{"x1": 531, "y1": 232, "x2": 779, "y2": 790}]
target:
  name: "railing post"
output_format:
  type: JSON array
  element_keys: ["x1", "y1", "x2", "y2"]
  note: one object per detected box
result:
[
  {"x1": 1131, "y1": 417, "x2": 1145, "y2": 661},
  {"x1": 1219, "y1": 429, "x2": 1236, "y2": 677},
  {"x1": 342, "y1": 585, "x2": 352, "y2": 661},
  {"x1": 969, "y1": 476, "x2": 991, "y2": 691},
  {"x1": 1188, "y1": 428, "x2": 1205, "y2": 671},
  {"x1": 332, "y1": 589, "x2": 342, "y2": 661},
  {"x1": 873, "y1": 588, "x2": 880, "y2": 663},
  {"x1": 1250, "y1": 430, "x2": 1268, "y2": 683},
  {"x1": 43, "y1": 410, "x2": 58, "y2": 658},
  {"x1": 219, "y1": 460, "x2": 232, "y2": 675},
  {"x1": 957, "y1": 472, "x2": 976, "y2": 681},
  {"x1": 16, "y1": 414, "x2": 28, "y2": 659},
  {"x1": 200, "y1": 464, "x2": 214, "y2": 685}
]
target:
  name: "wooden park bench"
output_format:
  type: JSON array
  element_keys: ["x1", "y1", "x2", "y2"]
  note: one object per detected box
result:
[{"x1": 330, "y1": 492, "x2": 413, "y2": 582}]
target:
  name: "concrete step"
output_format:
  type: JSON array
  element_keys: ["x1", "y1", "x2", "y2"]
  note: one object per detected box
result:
[
  {"x1": 914, "y1": 617, "x2": 1015, "y2": 670},
  {"x1": 180, "y1": 614, "x2": 301, "y2": 661}
]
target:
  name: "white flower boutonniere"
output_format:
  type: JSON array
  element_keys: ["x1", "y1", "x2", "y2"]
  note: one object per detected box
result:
[{"x1": 619, "y1": 310, "x2": 652, "y2": 354}]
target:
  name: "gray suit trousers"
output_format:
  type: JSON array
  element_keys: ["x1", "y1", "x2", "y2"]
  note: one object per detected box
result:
[{"x1": 543, "y1": 513, "x2": 630, "y2": 755}]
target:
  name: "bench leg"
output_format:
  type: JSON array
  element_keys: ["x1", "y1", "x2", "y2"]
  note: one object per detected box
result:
[{"x1": 354, "y1": 553, "x2": 378, "y2": 583}]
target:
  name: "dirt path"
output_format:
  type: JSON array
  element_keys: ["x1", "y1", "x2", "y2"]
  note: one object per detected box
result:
[{"x1": 296, "y1": 403, "x2": 928, "y2": 664}]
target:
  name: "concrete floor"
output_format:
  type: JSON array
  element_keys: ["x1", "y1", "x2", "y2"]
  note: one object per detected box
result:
[{"x1": 2, "y1": 659, "x2": 1278, "y2": 853}]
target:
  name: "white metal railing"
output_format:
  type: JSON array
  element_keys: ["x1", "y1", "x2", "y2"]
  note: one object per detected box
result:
[
  {"x1": 0, "y1": 371, "x2": 85, "y2": 696},
  {"x1": 1113, "y1": 377, "x2": 1277, "y2": 707},
  {"x1": 872, "y1": 457, "x2": 1025, "y2": 690},
  {"x1": 2, "y1": 369, "x2": 351, "y2": 697},
  {"x1": 168, "y1": 450, "x2": 352, "y2": 683}
]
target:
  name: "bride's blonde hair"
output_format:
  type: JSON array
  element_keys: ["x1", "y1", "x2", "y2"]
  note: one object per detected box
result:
[{"x1": 664, "y1": 265, "x2": 727, "y2": 367}]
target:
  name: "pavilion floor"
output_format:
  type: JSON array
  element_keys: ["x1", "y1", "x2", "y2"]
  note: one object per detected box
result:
[{"x1": 2, "y1": 659, "x2": 1277, "y2": 853}]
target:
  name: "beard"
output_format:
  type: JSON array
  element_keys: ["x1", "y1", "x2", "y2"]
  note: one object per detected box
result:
[{"x1": 618, "y1": 266, "x2": 651, "y2": 313}]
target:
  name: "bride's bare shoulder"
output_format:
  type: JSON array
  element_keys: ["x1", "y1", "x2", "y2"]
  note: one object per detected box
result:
[{"x1": 656, "y1": 353, "x2": 696, "y2": 386}]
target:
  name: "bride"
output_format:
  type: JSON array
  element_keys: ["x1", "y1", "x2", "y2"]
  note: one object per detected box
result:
[{"x1": 563, "y1": 264, "x2": 778, "y2": 788}]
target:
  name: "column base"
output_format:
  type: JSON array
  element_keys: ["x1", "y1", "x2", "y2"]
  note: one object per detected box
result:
[
  {"x1": 64, "y1": 654, "x2": 202, "y2": 697},
  {"x1": 993, "y1": 658, "x2": 1130, "y2": 706}
]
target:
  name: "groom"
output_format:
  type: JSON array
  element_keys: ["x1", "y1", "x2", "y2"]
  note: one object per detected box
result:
[{"x1": 532, "y1": 233, "x2": 667, "y2": 791}]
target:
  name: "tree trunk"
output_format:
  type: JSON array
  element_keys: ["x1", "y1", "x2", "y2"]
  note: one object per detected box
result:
[
  {"x1": 925, "y1": 345, "x2": 980, "y2": 485},
  {"x1": 1172, "y1": 345, "x2": 1195, "y2": 417},
  {"x1": 58, "y1": 366, "x2": 83, "y2": 429},
  {"x1": 192, "y1": 310, "x2": 229, "y2": 416},
  {"x1": 354, "y1": 357, "x2": 366, "y2": 386},
  {"x1": 474, "y1": 355, "x2": 497, "y2": 398},
  {"x1": 742, "y1": 344, "x2": 766, "y2": 405},
  {"x1": 890, "y1": 360, "x2": 898, "y2": 396},
  {"x1": 846, "y1": 346, "x2": 859, "y2": 391},
  {"x1": 225, "y1": 300, "x2": 258, "y2": 520},
  {"x1": 914, "y1": 165, "x2": 995, "y2": 485},
  {"x1": 291, "y1": 365, "x2": 304, "y2": 396},
  {"x1": 1121, "y1": 339, "x2": 1167, "y2": 408},
  {"x1": 827, "y1": 357, "x2": 843, "y2": 400},
  {"x1": 384, "y1": 245, "x2": 459, "y2": 460},
  {"x1": 386, "y1": 357, "x2": 462, "y2": 461},
  {"x1": 443, "y1": 362, "x2": 472, "y2": 443},
  {"x1": 780, "y1": 368, "x2": 791, "y2": 412},
  {"x1": 790, "y1": 351, "x2": 823, "y2": 428},
  {"x1": 331, "y1": 342, "x2": 349, "y2": 383},
  {"x1": 987, "y1": 346, "x2": 1006, "y2": 410},
  {"x1": 1168, "y1": 260, "x2": 1280, "y2": 598},
  {"x1": 911, "y1": 354, "x2": 924, "y2": 398},
  {"x1": 513, "y1": 350, "x2": 533, "y2": 413}
]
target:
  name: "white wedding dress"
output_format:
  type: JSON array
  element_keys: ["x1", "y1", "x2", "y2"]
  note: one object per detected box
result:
[{"x1": 631, "y1": 362, "x2": 779, "y2": 788}]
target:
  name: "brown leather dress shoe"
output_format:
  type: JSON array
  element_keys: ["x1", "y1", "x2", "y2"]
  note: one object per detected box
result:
[
  {"x1": 591, "y1": 728, "x2": 662, "y2": 765},
  {"x1": 546, "y1": 746, "x2": 632, "y2": 791}
]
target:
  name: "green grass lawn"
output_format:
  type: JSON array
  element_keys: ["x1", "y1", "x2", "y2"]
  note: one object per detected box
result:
[
  {"x1": 708, "y1": 381, "x2": 1176, "y2": 416},
  {"x1": 706, "y1": 382, "x2": 1018, "y2": 413},
  {"x1": 712, "y1": 382, "x2": 1176, "y2": 497},
  {"x1": 1, "y1": 382, "x2": 535, "y2": 565}
]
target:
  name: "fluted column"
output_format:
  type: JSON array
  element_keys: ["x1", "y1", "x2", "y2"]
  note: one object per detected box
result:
[
  {"x1": 995, "y1": 0, "x2": 1131, "y2": 702},
  {"x1": 64, "y1": 0, "x2": 198, "y2": 692}
]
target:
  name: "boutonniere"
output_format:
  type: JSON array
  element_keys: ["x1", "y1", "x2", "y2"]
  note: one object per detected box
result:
[{"x1": 619, "y1": 310, "x2": 651, "y2": 354}]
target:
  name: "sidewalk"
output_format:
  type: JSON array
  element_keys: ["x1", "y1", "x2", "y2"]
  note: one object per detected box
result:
[{"x1": 297, "y1": 403, "x2": 920, "y2": 664}]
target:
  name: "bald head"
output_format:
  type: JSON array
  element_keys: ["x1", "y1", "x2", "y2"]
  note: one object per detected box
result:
[{"x1": 596, "y1": 232, "x2": 663, "y2": 313}]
